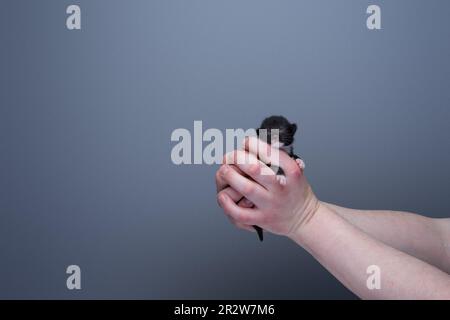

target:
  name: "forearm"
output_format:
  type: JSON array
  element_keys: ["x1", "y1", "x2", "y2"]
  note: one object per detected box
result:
[
  {"x1": 323, "y1": 202, "x2": 450, "y2": 273},
  {"x1": 289, "y1": 203, "x2": 450, "y2": 299}
]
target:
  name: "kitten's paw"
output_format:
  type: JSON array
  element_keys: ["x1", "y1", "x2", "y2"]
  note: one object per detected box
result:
[
  {"x1": 296, "y1": 158, "x2": 305, "y2": 170},
  {"x1": 276, "y1": 175, "x2": 287, "y2": 186}
]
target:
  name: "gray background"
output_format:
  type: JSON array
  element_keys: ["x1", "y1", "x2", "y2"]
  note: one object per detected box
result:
[{"x1": 1, "y1": 0, "x2": 449, "y2": 299}]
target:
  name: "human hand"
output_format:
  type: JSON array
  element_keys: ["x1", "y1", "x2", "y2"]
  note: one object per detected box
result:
[{"x1": 215, "y1": 137, "x2": 320, "y2": 237}]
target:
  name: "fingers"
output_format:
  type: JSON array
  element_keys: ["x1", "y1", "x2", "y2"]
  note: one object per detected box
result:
[
  {"x1": 217, "y1": 186, "x2": 244, "y2": 205},
  {"x1": 218, "y1": 164, "x2": 270, "y2": 206},
  {"x1": 223, "y1": 150, "x2": 278, "y2": 190},
  {"x1": 238, "y1": 197, "x2": 254, "y2": 208},
  {"x1": 217, "y1": 192, "x2": 261, "y2": 226},
  {"x1": 215, "y1": 164, "x2": 246, "y2": 193},
  {"x1": 244, "y1": 136, "x2": 302, "y2": 180},
  {"x1": 218, "y1": 187, "x2": 255, "y2": 232},
  {"x1": 217, "y1": 184, "x2": 254, "y2": 208},
  {"x1": 216, "y1": 185, "x2": 254, "y2": 232},
  {"x1": 243, "y1": 135, "x2": 276, "y2": 165}
]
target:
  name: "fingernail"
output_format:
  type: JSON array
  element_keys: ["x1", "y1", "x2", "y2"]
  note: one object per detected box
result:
[
  {"x1": 250, "y1": 164, "x2": 260, "y2": 174},
  {"x1": 218, "y1": 193, "x2": 227, "y2": 206}
]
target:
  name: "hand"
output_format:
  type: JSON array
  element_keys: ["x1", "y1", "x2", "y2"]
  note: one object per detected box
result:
[{"x1": 215, "y1": 137, "x2": 320, "y2": 237}]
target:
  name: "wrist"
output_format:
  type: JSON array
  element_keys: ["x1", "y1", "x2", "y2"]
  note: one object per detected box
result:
[
  {"x1": 286, "y1": 200, "x2": 334, "y2": 246},
  {"x1": 285, "y1": 187, "x2": 320, "y2": 237}
]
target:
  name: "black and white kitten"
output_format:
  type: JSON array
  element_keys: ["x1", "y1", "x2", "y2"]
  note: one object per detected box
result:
[
  {"x1": 257, "y1": 115, "x2": 305, "y2": 185},
  {"x1": 251, "y1": 115, "x2": 305, "y2": 241}
]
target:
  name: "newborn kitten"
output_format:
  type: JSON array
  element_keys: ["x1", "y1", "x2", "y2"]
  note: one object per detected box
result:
[
  {"x1": 257, "y1": 115, "x2": 305, "y2": 185},
  {"x1": 251, "y1": 115, "x2": 306, "y2": 241}
]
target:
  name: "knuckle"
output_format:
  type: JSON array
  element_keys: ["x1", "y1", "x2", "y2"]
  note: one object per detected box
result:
[
  {"x1": 248, "y1": 164, "x2": 260, "y2": 175},
  {"x1": 215, "y1": 169, "x2": 222, "y2": 181},
  {"x1": 223, "y1": 151, "x2": 235, "y2": 165},
  {"x1": 242, "y1": 183, "x2": 255, "y2": 196},
  {"x1": 222, "y1": 153, "x2": 228, "y2": 165},
  {"x1": 234, "y1": 150, "x2": 246, "y2": 165},
  {"x1": 288, "y1": 165, "x2": 302, "y2": 179}
]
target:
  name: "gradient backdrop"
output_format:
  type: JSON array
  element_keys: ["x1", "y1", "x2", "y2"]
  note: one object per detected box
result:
[{"x1": 1, "y1": 0, "x2": 449, "y2": 299}]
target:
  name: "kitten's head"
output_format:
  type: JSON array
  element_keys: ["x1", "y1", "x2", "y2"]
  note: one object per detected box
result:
[{"x1": 257, "y1": 115, "x2": 297, "y2": 147}]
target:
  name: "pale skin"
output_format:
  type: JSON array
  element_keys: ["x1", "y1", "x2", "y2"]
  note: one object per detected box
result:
[{"x1": 216, "y1": 136, "x2": 450, "y2": 299}]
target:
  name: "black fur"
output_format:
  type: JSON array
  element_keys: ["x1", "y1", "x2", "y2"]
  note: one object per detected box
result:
[
  {"x1": 257, "y1": 115, "x2": 300, "y2": 173},
  {"x1": 257, "y1": 115, "x2": 297, "y2": 153}
]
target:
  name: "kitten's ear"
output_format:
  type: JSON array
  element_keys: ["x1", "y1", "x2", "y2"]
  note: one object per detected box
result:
[{"x1": 290, "y1": 123, "x2": 297, "y2": 135}]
